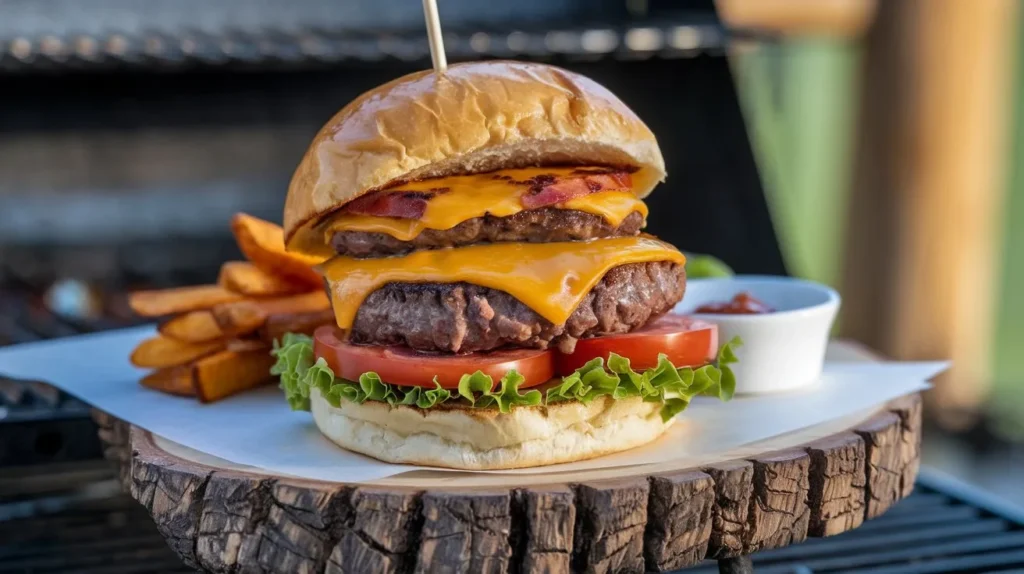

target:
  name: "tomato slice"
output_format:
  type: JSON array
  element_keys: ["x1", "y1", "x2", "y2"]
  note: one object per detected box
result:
[
  {"x1": 554, "y1": 314, "x2": 718, "y2": 376},
  {"x1": 313, "y1": 326, "x2": 555, "y2": 389}
]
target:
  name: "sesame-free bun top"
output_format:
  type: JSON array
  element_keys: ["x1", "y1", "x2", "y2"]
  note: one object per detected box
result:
[{"x1": 283, "y1": 60, "x2": 666, "y2": 250}]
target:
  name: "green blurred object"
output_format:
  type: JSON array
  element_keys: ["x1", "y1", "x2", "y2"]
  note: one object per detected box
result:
[
  {"x1": 733, "y1": 39, "x2": 859, "y2": 288},
  {"x1": 992, "y1": 6, "x2": 1024, "y2": 412},
  {"x1": 685, "y1": 254, "x2": 735, "y2": 278},
  {"x1": 733, "y1": 27, "x2": 1024, "y2": 415},
  {"x1": 732, "y1": 38, "x2": 860, "y2": 336}
]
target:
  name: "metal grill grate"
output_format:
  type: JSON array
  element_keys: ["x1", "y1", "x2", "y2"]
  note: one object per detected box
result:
[
  {"x1": 0, "y1": 461, "x2": 190, "y2": 574},
  {"x1": 0, "y1": 288, "x2": 119, "y2": 466},
  {"x1": 0, "y1": 20, "x2": 733, "y2": 71},
  {"x1": 0, "y1": 239, "x2": 235, "y2": 466}
]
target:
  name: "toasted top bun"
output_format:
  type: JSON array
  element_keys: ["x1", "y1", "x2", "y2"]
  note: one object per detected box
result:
[
  {"x1": 309, "y1": 387, "x2": 674, "y2": 470},
  {"x1": 283, "y1": 60, "x2": 666, "y2": 248}
]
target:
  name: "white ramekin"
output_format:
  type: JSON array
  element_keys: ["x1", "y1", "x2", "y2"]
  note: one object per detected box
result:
[{"x1": 674, "y1": 276, "x2": 841, "y2": 394}]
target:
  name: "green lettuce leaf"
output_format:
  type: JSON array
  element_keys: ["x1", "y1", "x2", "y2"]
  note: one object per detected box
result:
[
  {"x1": 488, "y1": 370, "x2": 543, "y2": 413},
  {"x1": 458, "y1": 370, "x2": 542, "y2": 413},
  {"x1": 546, "y1": 357, "x2": 619, "y2": 405},
  {"x1": 270, "y1": 333, "x2": 316, "y2": 411},
  {"x1": 271, "y1": 333, "x2": 743, "y2": 421},
  {"x1": 698, "y1": 336, "x2": 742, "y2": 401},
  {"x1": 457, "y1": 371, "x2": 494, "y2": 403},
  {"x1": 398, "y1": 379, "x2": 452, "y2": 409}
]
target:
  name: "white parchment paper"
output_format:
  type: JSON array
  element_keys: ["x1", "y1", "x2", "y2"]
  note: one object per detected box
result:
[{"x1": 0, "y1": 326, "x2": 946, "y2": 483}]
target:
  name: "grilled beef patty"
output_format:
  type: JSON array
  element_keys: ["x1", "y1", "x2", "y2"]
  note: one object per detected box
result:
[
  {"x1": 346, "y1": 261, "x2": 685, "y2": 354},
  {"x1": 330, "y1": 209, "x2": 645, "y2": 258}
]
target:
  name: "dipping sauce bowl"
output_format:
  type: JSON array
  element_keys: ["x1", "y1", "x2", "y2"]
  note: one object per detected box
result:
[{"x1": 675, "y1": 276, "x2": 841, "y2": 394}]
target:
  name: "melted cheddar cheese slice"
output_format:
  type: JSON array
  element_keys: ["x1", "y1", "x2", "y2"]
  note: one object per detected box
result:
[
  {"x1": 293, "y1": 167, "x2": 649, "y2": 257},
  {"x1": 321, "y1": 236, "x2": 686, "y2": 329}
]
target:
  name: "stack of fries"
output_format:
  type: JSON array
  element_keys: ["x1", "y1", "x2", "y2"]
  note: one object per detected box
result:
[{"x1": 129, "y1": 214, "x2": 333, "y2": 402}]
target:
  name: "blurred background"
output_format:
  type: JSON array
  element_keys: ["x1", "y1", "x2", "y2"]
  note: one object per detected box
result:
[{"x1": 0, "y1": 0, "x2": 1021, "y2": 504}]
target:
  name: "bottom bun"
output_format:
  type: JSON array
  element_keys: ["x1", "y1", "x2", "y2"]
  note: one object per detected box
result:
[{"x1": 309, "y1": 388, "x2": 674, "y2": 470}]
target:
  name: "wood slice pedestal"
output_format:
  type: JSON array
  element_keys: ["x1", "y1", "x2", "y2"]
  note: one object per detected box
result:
[{"x1": 92, "y1": 344, "x2": 924, "y2": 573}]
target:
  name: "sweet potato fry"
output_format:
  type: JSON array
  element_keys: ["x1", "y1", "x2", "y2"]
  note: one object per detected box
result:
[
  {"x1": 231, "y1": 213, "x2": 323, "y2": 287},
  {"x1": 211, "y1": 301, "x2": 268, "y2": 337},
  {"x1": 226, "y1": 339, "x2": 270, "y2": 353},
  {"x1": 212, "y1": 291, "x2": 331, "y2": 336},
  {"x1": 130, "y1": 336, "x2": 225, "y2": 369},
  {"x1": 158, "y1": 311, "x2": 223, "y2": 343},
  {"x1": 129, "y1": 285, "x2": 244, "y2": 317},
  {"x1": 259, "y1": 309, "x2": 336, "y2": 344},
  {"x1": 218, "y1": 261, "x2": 310, "y2": 297},
  {"x1": 140, "y1": 366, "x2": 195, "y2": 397},
  {"x1": 192, "y1": 349, "x2": 276, "y2": 403}
]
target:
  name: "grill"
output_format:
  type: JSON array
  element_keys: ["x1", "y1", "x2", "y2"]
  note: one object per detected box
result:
[
  {"x1": 0, "y1": 461, "x2": 190, "y2": 573},
  {"x1": 0, "y1": 21, "x2": 731, "y2": 72},
  {"x1": 0, "y1": 0, "x2": 742, "y2": 72},
  {"x1": 1, "y1": 463, "x2": 1022, "y2": 573},
  {"x1": 0, "y1": 239, "x2": 236, "y2": 467}
]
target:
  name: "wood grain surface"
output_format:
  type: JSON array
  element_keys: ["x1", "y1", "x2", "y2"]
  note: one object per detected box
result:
[{"x1": 92, "y1": 392, "x2": 922, "y2": 573}]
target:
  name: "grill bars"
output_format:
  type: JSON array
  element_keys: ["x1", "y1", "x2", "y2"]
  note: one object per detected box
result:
[{"x1": 0, "y1": 21, "x2": 733, "y2": 72}]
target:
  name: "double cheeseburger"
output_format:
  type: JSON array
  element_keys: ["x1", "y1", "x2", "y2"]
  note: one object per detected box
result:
[{"x1": 274, "y1": 61, "x2": 738, "y2": 470}]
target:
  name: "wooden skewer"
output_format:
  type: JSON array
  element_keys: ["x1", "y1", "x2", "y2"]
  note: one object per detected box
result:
[{"x1": 422, "y1": 0, "x2": 447, "y2": 73}]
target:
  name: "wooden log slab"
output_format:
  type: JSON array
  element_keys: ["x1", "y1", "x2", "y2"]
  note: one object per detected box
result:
[
  {"x1": 330, "y1": 488, "x2": 420, "y2": 574},
  {"x1": 855, "y1": 412, "x2": 905, "y2": 519},
  {"x1": 806, "y1": 433, "x2": 866, "y2": 536},
  {"x1": 92, "y1": 391, "x2": 923, "y2": 574},
  {"x1": 573, "y1": 478, "x2": 649, "y2": 573},
  {"x1": 515, "y1": 486, "x2": 575, "y2": 574},
  {"x1": 745, "y1": 449, "x2": 810, "y2": 552},
  {"x1": 644, "y1": 471, "x2": 714, "y2": 571},
  {"x1": 703, "y1": 459, "x2": 754, "y2": 559}
]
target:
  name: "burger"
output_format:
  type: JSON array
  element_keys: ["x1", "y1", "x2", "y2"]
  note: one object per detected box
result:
[{"x1": 272, "y1": 61, "x2": 739, "y2": 470}]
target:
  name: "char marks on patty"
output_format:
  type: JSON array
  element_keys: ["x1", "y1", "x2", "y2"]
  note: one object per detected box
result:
[
  {"x1": 331, "y1": 208, "x2": 645, "y2": 258},
  {"x1": 348, "y1": 261, "x2": 685, "y2": 354}
]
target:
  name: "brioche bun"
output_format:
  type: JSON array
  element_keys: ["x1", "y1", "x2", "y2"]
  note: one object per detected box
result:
[
  {"x1": 309, "y1": 388, "x2": 673, "y2": 470},
  {"x1": 284, "y1": 61, "x2": 665, "y2": 253}
]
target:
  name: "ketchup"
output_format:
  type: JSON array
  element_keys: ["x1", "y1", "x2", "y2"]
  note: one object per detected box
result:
[{"x1": 695, "y1": 292, "x2": 774, "y2": 315}]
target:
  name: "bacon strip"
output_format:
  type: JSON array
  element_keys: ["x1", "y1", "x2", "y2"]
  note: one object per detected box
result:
[
  {"x1": 343, "y1": 190, "x2": 437, "y2": 219},
  {"x1": 342, "y1": 170, "x2": 633, "y2": 219},
  {"x1": 520, "y1": 171, "x2": 633, "y2": 209}
]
